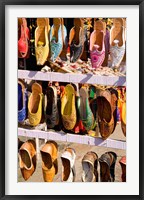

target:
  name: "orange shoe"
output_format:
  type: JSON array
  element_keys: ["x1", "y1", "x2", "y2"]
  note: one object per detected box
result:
[
  {"x1": 40, "y1": 141, "x2": 58, "y2": 182},
  {"x1": 19, "y1": 139, "x2": 36, "y2": 181}
]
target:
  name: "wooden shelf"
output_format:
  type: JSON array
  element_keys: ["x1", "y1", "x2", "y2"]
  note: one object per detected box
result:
[
  {"x1": 18, "y1": 70, "x2": 126, "y2": 86},
  {"x1": 18, "y1": 127, "x2": 126, "y2": 150}
]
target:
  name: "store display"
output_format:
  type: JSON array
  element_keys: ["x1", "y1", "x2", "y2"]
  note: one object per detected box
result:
[
  {"x1": 18, "y1": 17, "x2": 126, "y2": 183},
  {"x1": 18, "y1": 139, "x2": 37, "y2": 181},
  {"x1": 99, "y1": 151, "x2": 117, "y2": 182},
  {"x1": 81, "y1": 151, "x2": 98, "y2": 182},
  {"x1": 61, "y1": 147, "x2": 76, "y2": 182},
  {"x1": 40, "y1": 140, "x2": 58, "y2": 182}
]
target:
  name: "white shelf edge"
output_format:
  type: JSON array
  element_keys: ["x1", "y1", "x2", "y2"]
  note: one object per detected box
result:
[
  {"x1": 18, "y1": 70, "x2": 126, "y2": 86},
  {"x1": 18, "y1": 127, "x2": 126, "y2": 150}
]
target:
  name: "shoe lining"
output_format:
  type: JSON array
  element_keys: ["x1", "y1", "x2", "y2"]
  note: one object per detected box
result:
[
  {"x1": 61, "y1": 157, "x2": 70, "y2": 181},
  {"x1": 82, "y1": 162, "x2": 93, "y2": 182},
  {"x1": 20, "y1": 149, "x2": 31, "y2": 169}
]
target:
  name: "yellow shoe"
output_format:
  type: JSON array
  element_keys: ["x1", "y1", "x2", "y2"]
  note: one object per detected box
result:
[
  {"x1": 28, "y1": 82, "x2": 43, "y2": 126},
  {"x1": 61, "y1": 84, "x2": 77, "y2": 130},
  {"x1": 35, "y1": 18, "x2": 49, "y2": 65}
]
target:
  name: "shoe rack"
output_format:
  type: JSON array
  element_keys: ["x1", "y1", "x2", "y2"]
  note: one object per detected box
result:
[{"x1": 18, "y1": 69, "x2": 126, "y2": 150}]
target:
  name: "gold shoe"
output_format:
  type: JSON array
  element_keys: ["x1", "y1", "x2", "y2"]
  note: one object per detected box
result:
[
  {"x1": 40, "y1": 140, "x2": 58, "y2": 182},
  {"x1": 19, "y1": 139, "x2": 36, "y2": 181},
  {"x1": 61, "y1": 84, "x2": 77, "y2": 130},
  {"x1": 35, "y1": 18, "x2": 49, "y2": 65},
  {"x1": 28, "y1": 82, "x2": 43, "y2": 126}
]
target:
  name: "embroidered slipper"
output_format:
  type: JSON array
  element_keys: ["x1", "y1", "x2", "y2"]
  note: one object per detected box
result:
[
  {"x1": 121, "y1": 100, "x2": 126, "y2": 136},
  {"x1": 69, "y1": 18, "x2": 85, "y2": 63},
  {"x1": 40, "y1": 140, "x2": 58, "y2": 182},
  {"x1": 96, "y1": 90, "x2": 114, "y2": 139},
  {"x1": 50, "y1": 18, "x2": 63, "y2": 62},
  {"x1": 61, "y1": 84, "x2": 77, "y2": 130},
  {"x1": 18, "y1": 18, "x2": 30, "y2": 58},
  {"x1": 90, "y1": 20, "x2": 106, "y2": 68},
  {"x1": 119, "y1": 156, "x2": 126, "y2": 182},
  {"x1": 82, "y1": 151, "x2": 98, "y2": 182},
  {"x1": 99, "y1": 151, "x2": 117, "y2": 182},
  {"x1": 45, "y1": 86, "x2": 59, "y2": 128},
  {"x1": 28, "y1": 82, "x2": 43, "y2": 126},
  {"x1": 35, "y1": 18, "x2": 49, "y2": 65},
  {"x1": 78, "y1": 86, "x2": 95, "y2": 131},
  {"x1": 18, "y1": 79, "x2": 27, "y2": 122},
  {"x1": 19, "y1": 139, "x2": 36, "y2": 181},
  {"x1": 110, "y1": 18, "x2": 125, "y2": 68},
  {"x1": 61, "y1": 148, "x2": 76, "y2": 182}
]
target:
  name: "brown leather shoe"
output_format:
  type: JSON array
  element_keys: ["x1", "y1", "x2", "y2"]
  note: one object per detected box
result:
[
  {"x1": 119, "y1": 156, "x2": 126, "y2": 182},
  {"x1": 99, "y1": 151, "x2": 117, "y2": 182},
  {"x1": 40, "y1": 140, "x2": 58, "y2": 182},
  {"x1": 19, "y1": 139, "x2": 36, "y2": 181},
  {"x1": 96, "y1": 90, "x2": 115, "y2": 139},
  {"x1": 81, "y1": 151, "x2": 98, "y2": 182}
]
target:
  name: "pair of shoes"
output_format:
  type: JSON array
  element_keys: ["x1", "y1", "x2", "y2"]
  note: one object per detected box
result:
[
  {"x1": 61, "y1": 148, "x2": 76, "y2": 182},
  {"x1": 82, "y1": 151, "x2": 117, "y2": 182},
  {"x1": 110, "y1": 18, "x2": 126, "y2": 69},
  {"x1": 90, "y1": 19, "x2": 106, "y2": 68},
  {"x1": 99, "y1": 151, "x2": 117, "y2": 182},
  {"x1": 81, "y1": 151, "x2": 98, "y2": 182},
  {"x1": 18, "y1": 139, "x2": 37, "y2": 181},
  {"x1": 40, "y1": 141, "x2": 58, "y2": 182},
  {"x1": 35, "y1": 18, "x2": 50, "y2": 65},
  {"x1": 18, "y1": 18, "x2": 30, "y2": 58},
  {"x1": 50, "y1": 18, "x2": 67, "y2": 62},
  {"x1": 119, "y1": 156, "x2": 126, "y2": 182},
  {"x1": 28, "y1": 82, "x2": 44, "y2": 126},
  {"x1": 69, "y1": 18, "x2": 85, "y2": 63},
  {"x1": 96, "y1": 88, "x2": 118, "y2": 139},
  {"x1": 18, "y1": 79, "x2": 27, "y2": 122},
  {"x1": 61, "y1": 84, "x2": 77, "y2": 130}
]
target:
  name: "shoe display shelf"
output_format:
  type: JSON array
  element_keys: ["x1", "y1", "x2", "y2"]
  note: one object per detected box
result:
[{"x1": 18, "y1": 69, "x2": 126, "y2": 150}]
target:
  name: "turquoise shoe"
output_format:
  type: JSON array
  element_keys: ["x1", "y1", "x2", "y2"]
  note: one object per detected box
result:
[{"x1": 50, "y1": 18, "x2": 63, "y2": 62}]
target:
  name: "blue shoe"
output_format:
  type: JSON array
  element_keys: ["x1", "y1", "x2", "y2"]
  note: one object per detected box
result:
[{"x1": 18, "y1": 80, "x2": 27, "y2": 122}]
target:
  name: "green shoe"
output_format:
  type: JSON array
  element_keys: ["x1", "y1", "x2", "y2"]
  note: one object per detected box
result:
[{"x1": 78, "y1": 87, "x2": 95, "y2": 131}]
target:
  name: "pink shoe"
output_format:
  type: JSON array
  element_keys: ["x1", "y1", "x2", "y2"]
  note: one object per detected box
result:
[{"x1": 90, "y1": 30, "x2": 105, "y2": 68}]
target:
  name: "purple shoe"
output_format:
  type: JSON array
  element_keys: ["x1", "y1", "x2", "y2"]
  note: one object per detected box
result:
[{"x1": 90, "y1": 30, "x2": 105, "y2": 68}]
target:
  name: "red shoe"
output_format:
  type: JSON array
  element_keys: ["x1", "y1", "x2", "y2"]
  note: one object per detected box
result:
[{"x1": 18, "y1": 18, "x2": 30, "y2": 58}]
